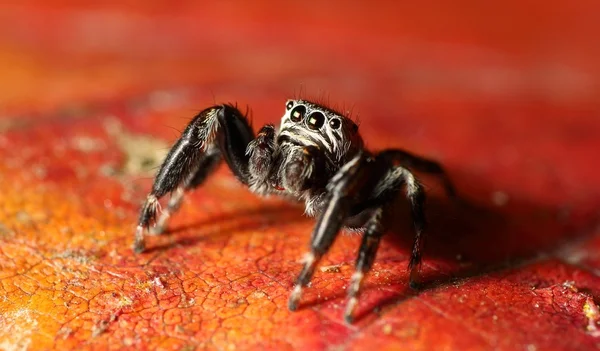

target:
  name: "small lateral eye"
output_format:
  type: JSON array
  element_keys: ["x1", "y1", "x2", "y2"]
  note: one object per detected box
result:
[
  {"x1": 306, "y1": 112, "x2": 325, "y2": 130},
  {"x1": 286, "y1": 101, "x2": 294, "y2": 110},
  {"x1": 290, "y1": 105, "x2": 306, "y2": 122},
  {"x1": 329, "y1": 118, "x2": 341, "y2": 129}
]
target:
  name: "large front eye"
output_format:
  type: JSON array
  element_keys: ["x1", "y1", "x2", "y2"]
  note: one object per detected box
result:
[
  {"x1": 306, "y1": 111, "x2": 325, "y2": 130},
  {"x1": 290, "y1": 105, "x2": 305, "y2": 122}
]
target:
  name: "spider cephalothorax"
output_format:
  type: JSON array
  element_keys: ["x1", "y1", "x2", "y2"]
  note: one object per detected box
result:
[
  {"x1": 278, "y1": 99, "x2": 362, "y2": 164},
  {"x1": 133, "y1": 98, "x2": 456, "y2": 323},
  {"x1": 247, "y1": 100, "x2": 364, "y2": 215}
]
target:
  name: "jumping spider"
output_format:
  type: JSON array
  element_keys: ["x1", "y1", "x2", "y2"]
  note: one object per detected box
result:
[{"x1": 134, "y1": 99, "x2": 456, "y2": 323}]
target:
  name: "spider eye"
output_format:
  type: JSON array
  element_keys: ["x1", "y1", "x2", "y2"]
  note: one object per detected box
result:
[
  {"x1": 286, "y1": 101, "x2": 294, "y2": 110},
  {"x1": 290, "y1": 105, "x2": 306, "y2": 122},
  {"x1": 329, "y1": 118, "x2": 341, "y2": 130},
  {"x1": 306, "y1": 112, "x2": 325, "y2": 130}
]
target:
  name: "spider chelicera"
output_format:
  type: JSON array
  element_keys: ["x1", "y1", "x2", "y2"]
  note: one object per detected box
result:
[{"x1": 133, "y1": 99, "x2": 456, "y2": 323}]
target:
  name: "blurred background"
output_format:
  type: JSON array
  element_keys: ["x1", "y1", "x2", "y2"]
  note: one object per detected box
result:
[
  {"x1": 2, "y1": 1, "x2": 598, "y2": 109},
  {"x1": 1, "y1": 0, "x2": 598, "y2": 204},
  {"x1": 1, "y1": 2, "x2": 599, "y2": 349}
]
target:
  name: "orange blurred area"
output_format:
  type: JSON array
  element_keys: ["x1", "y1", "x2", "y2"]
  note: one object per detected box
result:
[{"x1": 0, "y1": 2, "x2": 599, "y2": 351}]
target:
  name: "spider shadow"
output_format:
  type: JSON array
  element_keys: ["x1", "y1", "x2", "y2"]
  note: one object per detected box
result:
[
  {"x1": 345, "y1": 170, "x2": 587, "y2": 322},
  {"x1": 385, "y1": 192, "x2": 570, "y2": 277},
  {"x1": 145, "y1": 202, "x2": 310, "y2": 253}
]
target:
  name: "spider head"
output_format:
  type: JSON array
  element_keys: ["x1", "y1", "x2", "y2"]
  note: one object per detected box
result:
[{"x1": 279, "y1": 99, "x2": 363, "y2": 162}]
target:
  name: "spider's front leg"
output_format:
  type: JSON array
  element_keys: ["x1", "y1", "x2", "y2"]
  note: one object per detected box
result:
[
  {"x1": 288, "y1": 152, "x2": 384, "y2": 310},
  {"x1": 289, "y1": 151, "x2": 429, "y2": 323},
  {"x1": 134, "y1": 104, "x2": 255, "y2": 253}
]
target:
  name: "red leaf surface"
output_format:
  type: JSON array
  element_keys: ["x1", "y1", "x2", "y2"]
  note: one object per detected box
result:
[{"x1": 1, "y1": 2, "x2": 599, "y2": 350}]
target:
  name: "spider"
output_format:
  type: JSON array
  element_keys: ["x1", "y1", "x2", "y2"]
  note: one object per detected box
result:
[{"x1": 133, "y1": 99, "x2": 456, "y2": 323}]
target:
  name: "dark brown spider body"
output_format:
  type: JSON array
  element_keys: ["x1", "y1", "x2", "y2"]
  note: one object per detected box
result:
[{"x1": 133, "y1": 99, "x2": 456, "y2": 323}]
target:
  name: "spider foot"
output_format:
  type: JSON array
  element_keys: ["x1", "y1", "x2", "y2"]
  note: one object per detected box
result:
[
  {"x1": 344, "y1": 298, "x2": 358, "y2": 324},
  {"x1": 288, "y1": 284, "x2": 303, "y2": 311},
  {"x1": 133, "y1": 194, "x2": 160, "y2": 253},
  {"x1": 344, "y1": 271, "x2": 364, "y2": 324},
  {"x1": 288, "y1": 252, "x2": 320, "y2": 311},
  {"x1": 133, "y1": 225, "x2": 146, "y2": 254},
  {"x1": 408, "y1": 260, "x2": 421, "y2": 290}
]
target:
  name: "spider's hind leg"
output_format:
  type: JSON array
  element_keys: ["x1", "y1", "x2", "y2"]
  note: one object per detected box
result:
[
  {"x1": 134, "y1": 105, "x2": 255, "y2": 253},
  {"x1": 379, "y1": 149, "x2": 456, "y2": 199},
  {"x1": 343, "y1": 164, "x2": 426, "y2": 322},
  {"x1": 397, "y1": 168, "x2": 426, "y2": 289}
]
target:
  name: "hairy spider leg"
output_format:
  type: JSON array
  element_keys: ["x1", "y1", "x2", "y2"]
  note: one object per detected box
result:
[
  {"x1": 288, "y1": 150, "x2": 428, "y2": 323},
  {"x1": 287, "y1": 153, "x2": 383, "y2": 309},
  {"x1": 379, "y1": 149, "x2": 458, "y2": 287},
  {"x1": 346, "y1": 165, "x2": 426, "y2": 322},
  {"x1": 344, "y1": 207, "x2": 384, "y2": 323},
  {"x1": 404, "y1": 171, "x2": 427, "y2": 288},
  {"x1": 378, "y1": 149, "x2": 456, "y2": 199},
  {"x1": 150, "y1": 149, "x2": 221, "y2": 235},
  {"x1": 134, "y1": 104, "x2": 255, "y2": 253},
  {"x1": 245, "y1": 125, "x2": 277, "y2": 193}
]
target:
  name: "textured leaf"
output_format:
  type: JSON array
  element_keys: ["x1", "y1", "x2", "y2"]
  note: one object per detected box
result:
[{"x1": 0, "y1": 2, "x2": 599, "y2": 351}]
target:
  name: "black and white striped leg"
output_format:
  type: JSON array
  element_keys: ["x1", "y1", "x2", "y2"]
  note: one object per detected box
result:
[
  {"x1": 150, "y1": 149, "x2": 222, "y2": 235},
  {"x1": 379, "y1": 149, "x2": 456, "y2": 199},
  {"x1": 287, "y1": 195, "x2": 351, "y2": 311},
  {"x1": 134, "y1": 105, "x2": 254, "y2": 253},
  {"x1": 288, "y1": 153, "x2": 373, "y2": 311},
  {"x1": 344, "y1": 207, "x2": 384, "y2": 323},
  {"x1": 397, "y1": 168, "x2": 427, "y2": 289},
  {"x1": 149, "y1": 187, "x2": 184, "y2": 236}
]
